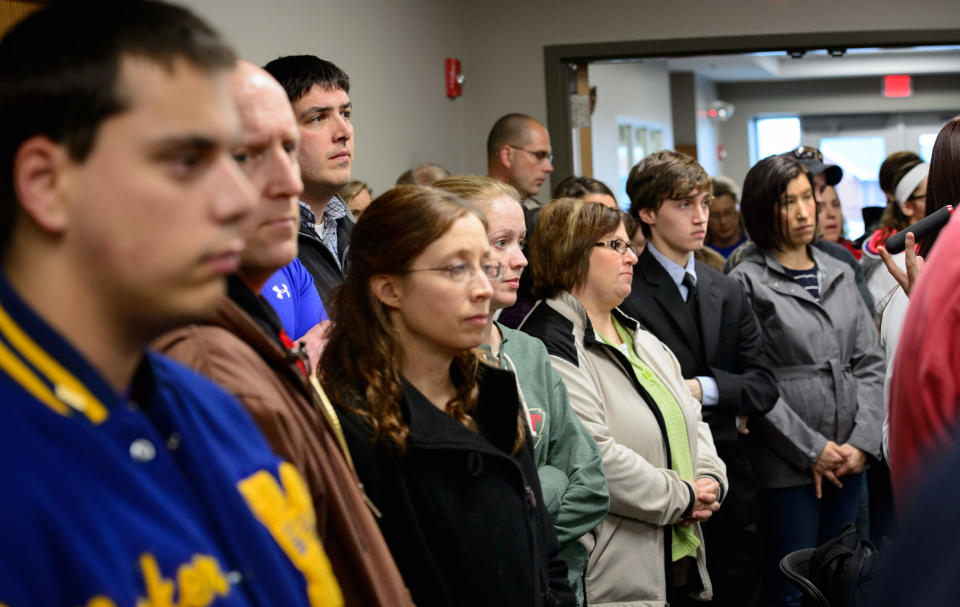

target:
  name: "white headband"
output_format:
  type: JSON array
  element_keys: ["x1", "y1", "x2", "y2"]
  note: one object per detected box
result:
[{"x1": 895, "y1": 163, "x2": 929, "y2": 208}]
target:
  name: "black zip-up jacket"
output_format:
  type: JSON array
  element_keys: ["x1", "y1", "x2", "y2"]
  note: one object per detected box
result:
[
  {"x1": 297, "y1": 198, "x2": 353, "y2": 308},
  {"x1": 335, "y1": 363, "x2": 574, "y2": 607}
]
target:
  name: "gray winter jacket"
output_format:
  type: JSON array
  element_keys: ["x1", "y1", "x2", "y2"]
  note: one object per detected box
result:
[{"x1": 729, "y1": 246, "x2": 885, "y2": 489}]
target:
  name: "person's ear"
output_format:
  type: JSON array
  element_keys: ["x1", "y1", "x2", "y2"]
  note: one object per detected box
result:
[
  {"x1": 637, "y1": 206, "x2": 657, "y2": 228},
  {"x1": 498, "y1": 145, "x2": 513, "y2": 169},
  {"x1": 14, "y1": 136, "x2": 72, "y2": 235},
  {"x1": 369, "y1": 273, "x2": 403, "y2": 309},
  {"x1": 901, "y1": 200, "x2": 916, "y2": 218}
]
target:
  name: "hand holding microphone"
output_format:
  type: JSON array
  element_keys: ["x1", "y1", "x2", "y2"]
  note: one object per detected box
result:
[
  {"x1": 879, "y1": 205, "x2": 954, "y2": 297},
  {"x1": 883, "y1": 205, "x2": 953, "y2": 254}
]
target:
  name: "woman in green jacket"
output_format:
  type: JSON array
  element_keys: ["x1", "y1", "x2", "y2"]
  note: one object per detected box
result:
[{"x1": 434, "y1": 176, "x2": 610, "y2": 605}]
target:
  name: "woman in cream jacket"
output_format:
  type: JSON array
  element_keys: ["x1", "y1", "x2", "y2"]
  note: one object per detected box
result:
[{"x1": 521, "y1": 198, "x2": 727, "y2": 606}]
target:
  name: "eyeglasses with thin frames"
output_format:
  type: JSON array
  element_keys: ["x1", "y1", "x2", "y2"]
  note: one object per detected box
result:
[
  {"x1": 508, "y1": 144, "x2": 553, "y2": 164},
  {"x1": 406, "y1": 261, "x2": 503, "y2": 283},
  {"x1": 594, "y1": 239, "x2": 638, "y2": 258}
]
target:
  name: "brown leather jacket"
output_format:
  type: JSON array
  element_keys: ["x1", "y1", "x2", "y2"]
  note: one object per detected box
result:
[{"x1": 154, "y1": 293, "x2": 413, "y2": 607}]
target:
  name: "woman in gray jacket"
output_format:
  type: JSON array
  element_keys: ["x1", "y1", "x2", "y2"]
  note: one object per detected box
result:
[{"x1": 729, "y1": 155, "x2": 885, "y2": 607}]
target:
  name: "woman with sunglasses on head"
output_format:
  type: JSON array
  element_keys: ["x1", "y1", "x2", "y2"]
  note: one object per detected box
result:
[
  {"x1": 318, "y1": 185, "x2": 573, "y2": 607},
  {"x1": 520, "y1": 198, "x2": 727, "y2": 606},
  {"x1": 434, "y1": 176, "x2": 609, "y2": 606},
  {"x1": 728, "y1": 155, "x2": 884, "y2": 607}
]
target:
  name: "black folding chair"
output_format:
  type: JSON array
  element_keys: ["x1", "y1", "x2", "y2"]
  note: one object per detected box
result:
[{"x1": 779, "y1": 547, "x2": 831, "y2": 607}]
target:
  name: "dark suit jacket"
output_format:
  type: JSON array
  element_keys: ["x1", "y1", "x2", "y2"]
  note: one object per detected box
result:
[{"x1": 619, "y1": 247, "x2": 779, "y2": 521}]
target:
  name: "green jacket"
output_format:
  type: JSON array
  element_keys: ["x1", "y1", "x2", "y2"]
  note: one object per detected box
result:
[{"x1": 496, "y1": 323, "x2": 609, "y2": 604}]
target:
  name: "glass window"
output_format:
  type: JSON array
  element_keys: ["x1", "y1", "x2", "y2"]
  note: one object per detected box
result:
[
  {"x1": 755, "y1": 117, "x2": 801, "y2": 161},
  {"x1": 919, "y1": 133, "x2": 938, "y2": 162},
  {"x1": 819, "y1": 136, "x2": 887, "y2": 239}
]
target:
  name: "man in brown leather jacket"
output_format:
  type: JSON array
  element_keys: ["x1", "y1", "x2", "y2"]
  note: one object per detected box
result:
[{"x1": 154, "y1": 61, "x2": 413, "y2": 607}]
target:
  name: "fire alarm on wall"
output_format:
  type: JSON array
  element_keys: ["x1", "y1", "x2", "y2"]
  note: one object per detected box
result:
[{"x1": 446, "y1": 58, "x2": 465, "y2": 98}]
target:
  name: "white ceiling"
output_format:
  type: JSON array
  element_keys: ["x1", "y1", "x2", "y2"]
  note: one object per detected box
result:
[{"x1": 631, "y1": 46, "x2": 960, "y2": 82}]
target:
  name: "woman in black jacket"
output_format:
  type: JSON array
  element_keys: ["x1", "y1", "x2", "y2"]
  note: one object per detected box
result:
[{"x1": 317, "y1": 185, "x2": 572, "y2": 607}]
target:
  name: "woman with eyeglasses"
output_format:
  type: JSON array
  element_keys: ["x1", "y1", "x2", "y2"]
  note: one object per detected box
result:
[
  {"x1": 318, "y1": 185, "x2": 573, "y2": 607},
  {"x1": 728, "y1": 155, "x2": 884, "y2": 607},
  {"x1": 434, "y1": 176, "x2": 609, "y2": 606},
  {"x1": 520, "y1": 198, "x2": 727, "y2": 606},
  {"x1": 706, "y1": 175, "x2": 748, "y2": 258}
]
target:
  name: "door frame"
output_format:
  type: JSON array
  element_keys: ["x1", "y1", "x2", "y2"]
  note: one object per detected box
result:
[{"x1": 544, "y1": 29, "x2": 960, "y2": 191}]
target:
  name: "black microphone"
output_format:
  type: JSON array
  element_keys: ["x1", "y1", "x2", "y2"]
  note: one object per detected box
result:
[{"x1": 884, "y1": 205, "x2": 954, "y2": 254}]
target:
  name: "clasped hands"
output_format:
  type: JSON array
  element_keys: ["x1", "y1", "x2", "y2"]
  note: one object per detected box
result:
[
  {"x1": 681, "y1": 477, "x2": 721, "y2": 526},
  {"x1": 810, "y1": 440, "x2": 867, "y2": 499}
]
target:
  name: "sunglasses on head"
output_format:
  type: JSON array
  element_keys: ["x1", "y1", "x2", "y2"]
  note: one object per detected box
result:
[{"x1": 788, "y1": 146, "x2": 824, "y2": 162}]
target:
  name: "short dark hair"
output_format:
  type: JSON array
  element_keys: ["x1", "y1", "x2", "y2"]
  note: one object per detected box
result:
[
  {"x1": 487, "y1": 113, "x2": 537, "y2": 161},
  {"x1": 0, "y1": 0, "x2": 235, "y2": 259},
  {"x1": 552, "y1": 175, "x2": 615, "y2": 200},
  {"x1": 740, "y1": 155, "x2": 812, "y2": 251},
  {"x1": 529, "y1": 197, "x2": 623, "y2": 299},
  {"x1": 263, "y1": 55, "x2": 350, "y2": 104},
  {"x1": 626, "y1": 150, "x2": 711, "y2": 238}
]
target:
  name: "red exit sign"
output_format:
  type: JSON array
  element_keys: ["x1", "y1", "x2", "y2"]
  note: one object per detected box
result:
[{"x1": 884, "y1": 75, "x2": 913, "y2": 98}]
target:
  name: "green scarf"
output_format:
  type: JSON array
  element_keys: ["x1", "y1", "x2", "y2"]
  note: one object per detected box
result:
[{"x1": 603, "y1": 315, "x2": 699, "y2": 562}]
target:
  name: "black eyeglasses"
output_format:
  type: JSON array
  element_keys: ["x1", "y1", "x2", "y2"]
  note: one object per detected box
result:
[
  {"x1": 788, "y1": 145, "x2": 824, "y2": 162},
  {"x1": 508, "y1": 145, "x2": 553, "y2": 164},
  {"x1": 594, "y1": 239, "x2": 638, "y2": 257},
  {"x1": 406, "y1": 261, "x2": 503, "y2": 283}
]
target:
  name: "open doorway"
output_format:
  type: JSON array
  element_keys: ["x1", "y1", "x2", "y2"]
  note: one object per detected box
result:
[{"x1": 544, "y1": 31, "x2": 960, "y2": 229}]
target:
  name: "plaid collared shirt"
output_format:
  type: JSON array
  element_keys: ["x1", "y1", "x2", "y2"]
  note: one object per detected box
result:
[{"x1": 299, "y1": 197, "x2": 347, "y2": 269}]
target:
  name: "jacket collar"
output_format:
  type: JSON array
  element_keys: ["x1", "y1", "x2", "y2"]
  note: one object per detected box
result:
[
  {"x1": 0, "y1": 271, "x2": 160, "y2": 425},
  {"x1": 401, "y1": 361, "x2": 523, "y2": 457},
  {"x1": 544, "y1": 290, "x2": 642, "y2": 350},
  {"x1": 756, "y1": 245, "x2": 846, "y2": 304},
  {"x1": 635, "y1": 248, "x2": 704, "y2": 355}
]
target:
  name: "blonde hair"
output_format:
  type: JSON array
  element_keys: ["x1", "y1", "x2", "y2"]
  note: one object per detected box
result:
[{"x1": 433, "y1": 175, "x2": 521, "y2": 215}]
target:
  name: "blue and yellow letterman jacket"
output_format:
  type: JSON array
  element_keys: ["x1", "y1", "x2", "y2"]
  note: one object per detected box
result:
[{"x1": 0, "y1": 275, "x2": 342, "y2": 607}]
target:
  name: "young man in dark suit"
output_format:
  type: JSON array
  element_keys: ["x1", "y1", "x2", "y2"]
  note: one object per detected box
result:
[{"x1": 619, "y1": 151, "x2": 779, "y2": 607}]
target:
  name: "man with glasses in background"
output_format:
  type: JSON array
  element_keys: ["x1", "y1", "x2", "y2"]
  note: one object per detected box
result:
[
  {"x1": 620, "y1": 150, "x2": 779, "y2": 607},
  {"x1": 487, "y1": 113, "x2": 554, "y2": 211}
]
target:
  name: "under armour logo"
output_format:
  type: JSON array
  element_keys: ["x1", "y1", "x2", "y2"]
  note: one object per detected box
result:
[{"x1": 272, "y1": 284, "x2": 291, "y2": 300}]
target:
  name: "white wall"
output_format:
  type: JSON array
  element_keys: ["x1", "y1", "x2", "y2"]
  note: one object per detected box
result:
[
  {"x1": 458, "y1": 0, "x2": 960, "y2": 183},
  {"x1": 588, "y1": 61, "x2": 674, "y2": 207},
  {"x1": 184, "y1": 0, "x2": 960, "y2": 194},
  {"x1": 187, "y1": 0, "x2": 467, "y2": 197}
]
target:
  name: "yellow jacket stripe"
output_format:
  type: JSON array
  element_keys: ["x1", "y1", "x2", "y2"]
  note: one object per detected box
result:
[{"x1": 0, "y1": 301, "x2": 108, "y2": 424}]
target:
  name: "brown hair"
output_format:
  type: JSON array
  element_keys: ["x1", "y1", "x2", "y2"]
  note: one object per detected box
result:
[
  {"x1": 626, "y1": 150, "x2": 711, "y2": 238},
  {"x1": 879, "y1": 151, "x2": 922, "y2": 199},
  {"x1": 529, "y1": 197, "x2": 623, "y2": 299},
  {"x1": 319, "y1": 185, "x2": 489, "y2": 452},
  {"x1": 878, "y1": 156, "x2": 926, "y2": 232},
  {"x1": 552, "y1": 175, "x2": 615, "y2": 200},
  {"x1": 740, "y1": 155, "x2": 813, "y2": 251},
  {"x1": 919, "y1": 115, "x2": 960, "y2": 257}
]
